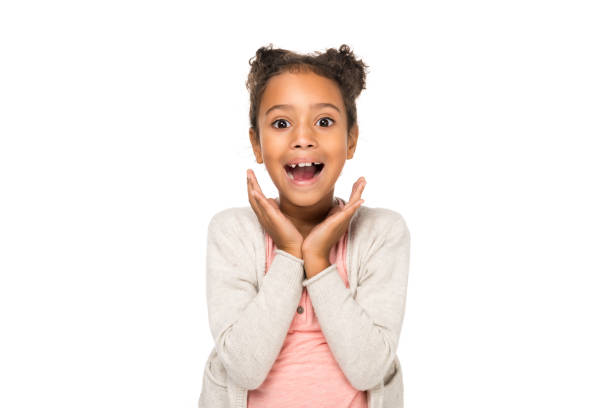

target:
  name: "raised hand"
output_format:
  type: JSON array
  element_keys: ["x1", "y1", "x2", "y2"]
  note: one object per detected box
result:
[
  {"x1": 247, "y1": 169, "x2": 304, "y2": 258},
  {"x1": 302, "y1": 177, "x2": 366, "y2": 265}
]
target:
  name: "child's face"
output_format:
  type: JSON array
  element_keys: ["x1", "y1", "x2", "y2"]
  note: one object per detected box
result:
[{"x1": 249, "y1": 70, "x2": 358, "y2": 207}]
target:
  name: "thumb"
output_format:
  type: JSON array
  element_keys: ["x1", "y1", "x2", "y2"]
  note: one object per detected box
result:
[
  {"x1": 267, "y1": 198, "x2": 280, "y2": 210},
  {"x1": 329, "y1": 201, "x2": 342, "y2": 214}
]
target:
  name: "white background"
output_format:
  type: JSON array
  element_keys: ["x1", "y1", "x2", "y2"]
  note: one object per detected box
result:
[{"x1": 1, "y1": 0, "x2": 611, "y2": 407}]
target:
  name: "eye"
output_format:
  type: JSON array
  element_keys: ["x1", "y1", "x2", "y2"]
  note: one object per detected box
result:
[
  {"x1": 271, "y1": 119, "x2": 291, "y2": 129},
  {"x1": 317, "y1": 117, "x2": 335, "y2": 127}
]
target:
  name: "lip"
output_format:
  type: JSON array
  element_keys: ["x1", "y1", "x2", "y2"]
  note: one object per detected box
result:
[{"x1": 284, "y1": 164, "x2": 324, "y2": 187}]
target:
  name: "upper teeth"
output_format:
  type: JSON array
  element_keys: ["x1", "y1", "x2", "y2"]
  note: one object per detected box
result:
[{"x1": 288, "y1": 162, "x2": 321, "y2": 168}]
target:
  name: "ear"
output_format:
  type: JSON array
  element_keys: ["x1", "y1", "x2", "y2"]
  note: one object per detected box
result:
[
  {"x1": 347, "y1": 123, "x2": 359, "y2": 160},
  {"x1": 249, "y1": 127, "x2": 264, "y2": 164}
]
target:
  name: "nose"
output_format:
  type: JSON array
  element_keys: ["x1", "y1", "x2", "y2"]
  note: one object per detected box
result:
[{"x1": 291, "y1": 123, "x2": 318, "y2": 149}]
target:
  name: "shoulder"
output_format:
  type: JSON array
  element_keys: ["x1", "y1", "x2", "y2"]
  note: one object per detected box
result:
[
  {"x1": 207, "y1": 206, "x2": 261, "y2": 237},
  {"x1": 351, "y1": 204, "x2": 409, "y2": 238},
  {"x1": 349, "y1": 205, "x2": 411, "y2": 273}
]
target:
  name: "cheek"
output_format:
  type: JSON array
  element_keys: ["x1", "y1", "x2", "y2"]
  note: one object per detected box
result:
[
  {"x1": 326, "y1": 143, "x2": 349, "y2": 161},
  {"x1": 258, "y1": 141, "x2": 281, "y2": 163},
  {"x1": 322, "y1": 158, "x2": 345, "y2": 179}
]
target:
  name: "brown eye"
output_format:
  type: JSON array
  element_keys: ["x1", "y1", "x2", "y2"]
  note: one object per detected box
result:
[
  {"x1": 272, "y1": 119, "x2": 290, "y2": 129},
  {"x1": 317, "y1": 117, "x2": 335, "y2": 127}
]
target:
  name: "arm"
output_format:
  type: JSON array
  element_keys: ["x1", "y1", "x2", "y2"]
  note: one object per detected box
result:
[
  {"x1": 302, "y1": 213, "x2": 411, "y2": 391},
  {"x1": 206, "y1": 214, "x2": 305, "y2": 390}
]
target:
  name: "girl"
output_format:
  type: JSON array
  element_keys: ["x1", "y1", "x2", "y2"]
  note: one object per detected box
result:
[{"x1": 199, "y1": 44, "x2": 411, "y2": 408}]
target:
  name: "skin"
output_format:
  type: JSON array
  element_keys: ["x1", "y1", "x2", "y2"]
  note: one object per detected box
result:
[{"x1": 246, "y1": 69, "x2": 366, "y2": 279}]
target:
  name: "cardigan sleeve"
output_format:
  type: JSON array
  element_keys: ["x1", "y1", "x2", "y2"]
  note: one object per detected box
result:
[
  {"x1": 302, "y1": 211, "x2": 411, "y2": 391},
  {"x1": 205, "y1": 213, "x2": 305, "y2": 390}
]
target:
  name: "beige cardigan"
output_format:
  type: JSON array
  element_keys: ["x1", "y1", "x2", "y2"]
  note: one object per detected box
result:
[{"x1": 198, "y1": 200, "x2": 411, "y2": 407}]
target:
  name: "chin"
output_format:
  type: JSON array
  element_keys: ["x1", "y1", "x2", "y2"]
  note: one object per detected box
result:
[
  {"x1": 283, "y1": 191, "x2": 321, "y2": 204},
  {"x1": 283, "y1": 189, "x2": 335, "y2": 207}
]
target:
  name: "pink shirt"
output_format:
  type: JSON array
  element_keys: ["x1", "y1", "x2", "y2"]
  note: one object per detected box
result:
[{"x1": 247, "y1": 198, "x2": 368, "y2": 408}]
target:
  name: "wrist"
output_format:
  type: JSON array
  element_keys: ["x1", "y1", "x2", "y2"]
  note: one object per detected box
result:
[
  {"x1": 304, "y1": 255, "x2": 331, "y2": 279},
  {"x1": 279, "y1": 247, "x2": 302, "y2": 259},
  {"x1": 301, "y1": 246, "x2": 329, "y2": 262}
]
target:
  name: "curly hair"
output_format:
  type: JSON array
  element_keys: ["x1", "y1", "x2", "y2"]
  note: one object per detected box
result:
[{"x1": 246, "y1": 43, "x2": 369, "y2": 144}]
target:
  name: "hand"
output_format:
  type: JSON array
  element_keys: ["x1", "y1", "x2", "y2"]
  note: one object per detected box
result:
[
  {"x1": 302, "y1": 177, "x2": 366, "y2": 264},
  {"x1": 247, "y1": 169, "x2": 304, "y2": 258}
]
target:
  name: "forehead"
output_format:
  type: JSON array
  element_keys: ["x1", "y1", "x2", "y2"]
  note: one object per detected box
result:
[{"x1": 260, "y1": 71, "x2": 343, "y2": 111}]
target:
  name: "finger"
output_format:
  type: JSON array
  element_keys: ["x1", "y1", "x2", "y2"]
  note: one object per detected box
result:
[
  {"x1": 348, "y1": 177, "x2": 366, "y2": 206},
  {"x1": 328, "y1": 204, "x2": 342, "y2": 217},
  {"x1": 331, "y1": 198, "x2": 361, "y2": 219},
  {"x1": 249, "y1": 177, "x2": 275, "y2": 224},
  {"x1": 267, "y1": 197, "x2": 280, "y2": 210},
  {"x1": 247, "y1": 171, "x2": 267, "y2": 212},
  {"x1": 247, "y1": 170, "x2": 259, "y2": 209},
  {"x1": 345, "y1": 197, "x2": 364, "y2": 214},
  {"x1": 247, "y1": 169, "x2": 257, "y2": 207},
  {"x1": 351, "y1": 177, "x2": 366, "y2": 199},
  {"x1": 249, "y1": 170, "x2": 267, "y2": 199},
  {"x1": 250, "y1": 188, "x2": 268, "y2": 216},
  {"x1": 325, "y1": 200, "x2": 362, "y2": 232},
  {"x1": 254, "y1": 190, "x2": 286, "y2": 226},
  {"x1": 247, "y1": 170, "x2": 268, "y2": 224},
  {"x1": 254, "y1": 191, "x2": 277, "y2": 214},
  {"x1": 247, "y1": 172, "x2": 280, "y2": 221}
]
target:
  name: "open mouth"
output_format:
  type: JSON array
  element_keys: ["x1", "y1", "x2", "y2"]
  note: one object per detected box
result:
[{"x1": 284, "y1": 162, "x2": 325, "y2": 182}]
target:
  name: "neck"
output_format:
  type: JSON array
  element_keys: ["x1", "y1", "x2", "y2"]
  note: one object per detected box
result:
[{"x1": 278, "y1": 191, "x2": 336, "y2": 236}]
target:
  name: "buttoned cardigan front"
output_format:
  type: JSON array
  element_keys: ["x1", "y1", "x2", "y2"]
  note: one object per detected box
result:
[{"x1": 198, "y1": 200, "x2": 411, "y2": 408}]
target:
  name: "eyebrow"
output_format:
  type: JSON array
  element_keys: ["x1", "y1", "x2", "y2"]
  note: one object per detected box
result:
[{"x1": 264, "y1": 102, "x2": 341, "y2": 116}]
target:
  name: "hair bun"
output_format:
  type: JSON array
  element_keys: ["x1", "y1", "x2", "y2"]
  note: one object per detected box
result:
[{"x1": 316, "y1": 44, "x2": 368, "y2": 100}]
